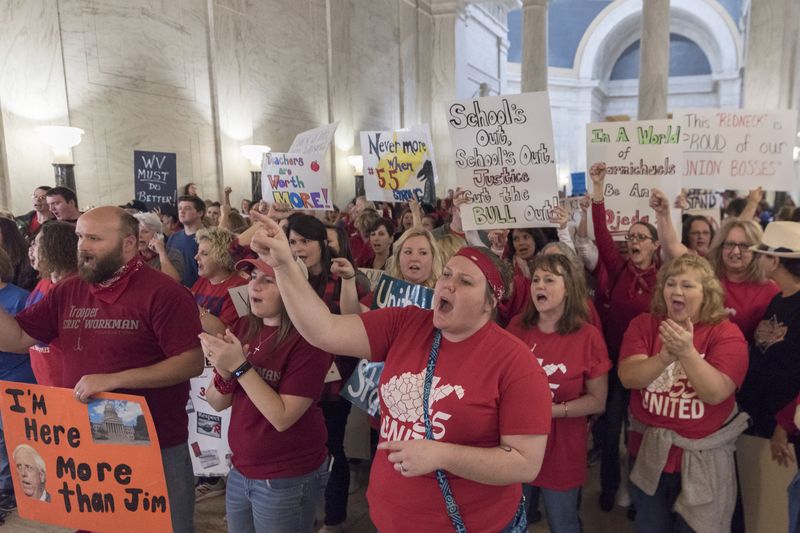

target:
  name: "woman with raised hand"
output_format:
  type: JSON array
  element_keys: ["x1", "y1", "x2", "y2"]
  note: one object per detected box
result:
[
  {"x1": 200, "y1": 258, "x2": 331, "y2": 533},
  {"x1": 134, "y1": 212, "x2": 184, "y2": 283},
  {"x1": 650, "y1": 189, "x2": 779, "y2": 343},
  {"x1": 618, "y1": 254, "x2": 749, "y2": 533},
  {"x1": 589, "y1": 161, "x2": 662, "y2": 511},
  {"x1": 507, "y1": 254, "x2": 610, "y2": 533},
  {"x1": 248, "y1": 211, "x2": 551, "y2": 533}
]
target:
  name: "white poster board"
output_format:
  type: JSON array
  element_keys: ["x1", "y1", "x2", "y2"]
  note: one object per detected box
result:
[
  {"x1": 360, "y1": 124, "x2": 438, "y2": 204},
  {"x1": 586, "y1": 119, "x2": 683, "y2": 239},
  {"x1": 446, "y1": 92, "x2": 560, "y2": 231},
  {"x1": 675, "y1": 108, "x2": 797, "y2": 191},
  {"x1": 187, "y1": 368, "x2": 232, "y2": 476},
  {"x1": 261, "y1": 153, "x2": 334, "y2": 210},
  {"x1": 289, "y1": 122, "x2": 339, "y2": 158}
]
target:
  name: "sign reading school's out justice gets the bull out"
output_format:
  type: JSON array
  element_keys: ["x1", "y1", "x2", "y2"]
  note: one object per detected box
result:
[
  {"x1": 586, "y1": 119, "x2": 683, "y2": 239},
  {"x1": 446, "y1": 92, "x2": 560, "y2": 231},
  {"x1": 0, "y1": 383, "x2": 172, "y2": 533}
]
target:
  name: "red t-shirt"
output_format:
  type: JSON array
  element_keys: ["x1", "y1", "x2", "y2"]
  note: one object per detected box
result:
[
  {"x1": 15, "y1": 263, "x2": 202, "y2": 449},
  {"x1": 620, "y1": 314, "x2": 748, "y2": 472},
  {"x1": 721, "y1": 277, "x2": 780, "y2": 342},
  {"x1": 25, "y1": 277, "x2": 63, "y2": 386},
  {"x1": 360, "y1": 306, "x2": 551, "y2": 533},
  {"x1": 227, "y1": 320, "x2": 331, "y2": 479},
  {"x1": 191, "y1": 273, "x2": 248, "y2": 326},
  {"x1": 506, "y1": 317, "x2": 611, "y2": 490}
]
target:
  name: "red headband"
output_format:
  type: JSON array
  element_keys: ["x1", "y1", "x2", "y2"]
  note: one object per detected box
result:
[{"x1": 454, "y1": 247, "x2": 505, "y2": 302}]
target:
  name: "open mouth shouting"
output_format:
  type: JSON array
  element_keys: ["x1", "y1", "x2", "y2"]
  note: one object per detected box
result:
[{"x1": 437, "y1": 294, "x2": 454, "y2": 313}]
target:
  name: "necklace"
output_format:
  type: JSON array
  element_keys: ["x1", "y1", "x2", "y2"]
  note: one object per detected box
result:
[{"x1": 251, "y1": 327, "x2": 278, "y2": 355}]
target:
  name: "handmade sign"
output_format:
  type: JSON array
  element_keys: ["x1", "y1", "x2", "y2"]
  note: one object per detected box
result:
[
  {"x1": 289, "y1": 122, "x2": 339, "y2": 158},
  {"x1": 446, "y1": 92, "x2": 560, "y2": 231},
  {"x1": 340, "y1": 274, "x2": 434, "y2": 416},
  {"x1": 586, "y1": 119, "x2": 683, "y2": 239},
  {"x1": 676, "y1": 108, "x2": 797, "y2": 190},
  {"x1": 134, "y1": 151, "x2": 177, "y2": 210},
  {"x1": 359, "y1": 268, "x2": 384, "y2": 291},
  {"x1": 684, "y1": 188, "x2": 724, "y2": 228},
  {"x1": 0, "y1": 383, "x2": 172, "y2": 532},
  {"x1": 360, "y1": 125, "x2": 438, "y2": 204},
  {"x1": 187, "y1": 369, "x2": 232, "y2": 477},
  {"x1": 261, "y1": 153, "x2": 333, "y2": 211}
]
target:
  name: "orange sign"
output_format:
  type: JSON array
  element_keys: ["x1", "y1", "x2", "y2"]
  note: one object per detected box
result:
[{"x1": 0, "y1": 382, "x2": 172, "y2": 532}]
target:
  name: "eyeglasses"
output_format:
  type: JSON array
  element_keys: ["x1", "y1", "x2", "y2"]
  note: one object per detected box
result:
[
  {"x1": 689, "y1": 231, "x2": 711, "y2": 237},
  {"x1": 625, "y1": 234, "x2": 653, "y2": 243},
  {"x1": 722, "y1": 241, "x2": 752, "y2": 252},
  {"x1": 31, "y1": 195, "x2": 47, "y2": 201}
]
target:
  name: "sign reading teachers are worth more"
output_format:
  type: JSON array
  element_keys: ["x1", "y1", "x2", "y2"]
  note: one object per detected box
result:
[
  {"x1": 0, "y1": 383, "x2": 172, "y2": 533},
  {"x1": 261, "y1": 153, "x2": 333, "y2": 211},
  {"x1": 586, "y1": 119, "x2": 683, "y2": 240},
  {"x1": 446, "y1": 92, "x2": 560, "y2": 231}
]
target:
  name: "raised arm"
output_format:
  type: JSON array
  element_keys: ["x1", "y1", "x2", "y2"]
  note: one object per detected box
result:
[
  {"x1": 219, "y1": 186, "x2": 233, "y2": 230},
  {"x1": 650, "y1": 188, "x2": 688, "y2": 260},
  {"x1": 249, "y1": 212, "x2": 372, "y2": 358},
  {"x1": 331, "y1": 258, "x2": 368, "y2": 315},
  {"x1": 588, "y1": 162, "x2": 624, "y2": 277},
  {"x1": 738, "y1": 187, "x2": 762, "y2": 221}
]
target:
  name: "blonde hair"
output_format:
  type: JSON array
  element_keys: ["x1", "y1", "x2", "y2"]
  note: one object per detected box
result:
[
  {"x1": 651, "y1": 254, "x2": 728, "y2": 324},
  {"x1": 195, "y1": 227, "x2": 237, "y2": 272},
  {"x1": 436, "y1": 234, "x2": 467, "y2": 264},
  {"x1": 385, "y1": 228, "x2": 444, "y2": 288},
  {"x1": 707, "y1": 218, "x2": 767, "y2": 283}
]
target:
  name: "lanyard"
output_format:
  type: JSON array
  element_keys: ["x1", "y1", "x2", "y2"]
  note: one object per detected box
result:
[{"x1": 423, "y1": 329, "x2": 467, "y2": 533}]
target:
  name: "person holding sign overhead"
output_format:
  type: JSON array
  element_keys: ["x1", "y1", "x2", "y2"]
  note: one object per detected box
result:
[
  {"x1": 589, "y1": 161, "x2": 662, "y2": 512},
  {"x1": 247, "y1": 210, "x2": 551, "y2": 533},
  {"x1": 507, "y1": 254, "x2": 610, "y2": 533},
  {"x1": 200, "y1": 258, "x2": 332, "y2": 533}
]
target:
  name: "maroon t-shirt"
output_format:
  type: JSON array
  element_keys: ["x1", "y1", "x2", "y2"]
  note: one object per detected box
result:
[
  {"x1": 620, "y1": 313, "x2": 748, "y2": 472},
  {"x1": 191, "y1": 273, "x2": 248, "y2": 326},
  {"x1": 507, "y1": 317, "x2": 611, "y2": 490},
  {"x1": 227, "y1": 320, "x2": 331, "y2": 479},
  {"x1": 15, "y1": 263, "x2": 202, "y2": 449},
  {"x1": 360, "y1": 306, "x2": 551, "y2": 533}
]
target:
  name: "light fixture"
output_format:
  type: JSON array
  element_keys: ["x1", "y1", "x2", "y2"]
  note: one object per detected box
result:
[
  {"x1": 347, "y1": 155, "x2": 363, "y2": 175},
  {"x1": 240, "y1": 144, "x2": 271, "y2": 202},
  {"x1": 793, "y1": 146, "x2": 800, "y2": 161},
  {"x1": 35, "y1": 125, "x2": 85, "y2": 190}
]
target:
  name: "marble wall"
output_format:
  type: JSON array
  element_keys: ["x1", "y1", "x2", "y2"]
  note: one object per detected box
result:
[{"x1": 0, "y1": 0, "x2": 514, "y2": 214}]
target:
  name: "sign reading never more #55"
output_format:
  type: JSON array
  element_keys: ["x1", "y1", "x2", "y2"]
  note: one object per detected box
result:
[{"x1": 446, "y1": 92, "x2": 560, "y2": 231}]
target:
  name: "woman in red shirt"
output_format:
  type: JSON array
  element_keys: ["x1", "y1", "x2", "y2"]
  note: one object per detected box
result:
[
  {"x1": 249, "y1": 212, "x2": 551, "y2": 533},
  {"x1": 507, "y1": 254, "x2": 610, "y2": 533},
  {"x1": 200, "y1": 258, "x2": 331, "y2": 533},
  {"x1": 192, "y1": 227, "x2": 248, "y2": 327},
  {"x1": 618, "y1": 254, "x2": 749, "y2": 533}
]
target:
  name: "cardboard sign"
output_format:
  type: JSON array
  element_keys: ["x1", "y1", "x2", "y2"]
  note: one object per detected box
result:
[
  {"x1": 446, "y1": 92, "x2": 560, "y2": 231},
  {"x1": 676, "y1": 108, "x2": 797, "y2": 190},
  {"x1": 736, "y1": 434, "x2": 795, "y2": 533},
  {"x1": 341, "y1": 275, "x2": 433, "y2": 416},
  {"x1": 134, "y1": 151, "x2": 177, "y2": 210},
  {"x1": 289, "y1": 122, "x2": 339, "y2": 158},
  {"x1": 260, "y1": 153, "x2": 333, "y2": 211},
  {"x1": 0, "y1": 383, "x2": 172, "y2": 532},
  {"x1": 360, "y1": 125, "x2": 438, "y2": 204},
  {"x1": 685, "y1": 188, "x2": 724, "y2": 228},
  {"x1": 228, "y1": 285, "x2": 250, "y2": 318},
  {"x1": 187, "y1": 369, "x2": 231, "y2": 477},
  {"x1": 586, "y1": 120, "x2": 683, "y2": 239}
]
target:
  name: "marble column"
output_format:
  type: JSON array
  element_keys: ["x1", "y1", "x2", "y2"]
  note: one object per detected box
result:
[
  {"x1": 637, "y1": 0, "x2": 670, "y2": 120},
  {"x1": 521, "y1": 0, "x2": 548, "y2": 93}
]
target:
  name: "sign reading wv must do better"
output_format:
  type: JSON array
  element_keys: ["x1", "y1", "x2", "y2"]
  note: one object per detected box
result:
[
  {"x1": 0, "y1": 383, "x2": 172, "y2": 533},
  {"x1": 446, "y1": 92, "x2": 560, "y2": 231}
]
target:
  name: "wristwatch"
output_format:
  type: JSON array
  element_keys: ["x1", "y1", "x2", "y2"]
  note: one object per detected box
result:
[{"x1": 232, "y1": 360, "x2": 252, "y2": 379}]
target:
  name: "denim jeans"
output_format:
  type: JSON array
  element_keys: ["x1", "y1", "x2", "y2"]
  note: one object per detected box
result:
[
  {"x1": 320, "y1": 399, "x2": 351, "y2": 526},
  {"x1": 226, "y1": 460, "x2": 329, "y2": 533},
  {"x1": 541, "y1": 486, "x2": 582, "y2": 533},
  {"x1": 599, "y1": 368, "x2": 630, "y2": 497},
  {"x1": 162, "y1": 443, "x2": 196, "y2": 533},
  {"x1": 629, "y1": 471, "x2": 695, "y2": 533}
]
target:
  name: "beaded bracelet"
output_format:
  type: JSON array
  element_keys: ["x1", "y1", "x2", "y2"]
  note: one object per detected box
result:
[{"x1": 213, "y1": 369, "x2": 238, "y2": 395}]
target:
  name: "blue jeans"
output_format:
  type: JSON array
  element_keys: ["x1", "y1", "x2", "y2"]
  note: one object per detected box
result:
[
  {"x1": 162, "y1": 443, "x2": 196, "y2": 533},
  {"x1": 629, "y1": 471, "x2": 695, "y2": 533},
  {"x1": 540, "y1": 486, "x2": 582, "y2": 533},
  {"x1": 599, "y1": 367, "x2": 630, "y2": 497},
  {"x1": 226, "y1": 460, "x2": 329, "y2": 533},
  {"x1": 320, "y1": 399, "x2": 351, "y2": 526}
]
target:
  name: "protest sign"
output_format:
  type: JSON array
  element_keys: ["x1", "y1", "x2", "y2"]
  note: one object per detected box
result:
[
  {"x1": 586, "y1": 119, "x2": 683, "y2": 239},
  {"x1": 187, "y1": 369, "x2": 231, "y2": 477},
  {"x1": 0, "y1": 383, "x2": 172, "y2": 532},
  {"x1": 359, "y1": 268, "x2": 384, "y2": 291},
  {"x1": 676, "y1": 108, "x2": 797, "y2": 190},
  {"x1": 684, "y1": 188, "x2": 724, "y2": 229},
  {"x1": 360, "y1": 125, "x2": 438, "y2": 204},
  {"x1": 340, "y1": 274, "x2": 434, "y2": 416},
  {"x1": 289, "y1": 122, "x2": 338, "y2": 158},
  {"x1": 261, "y1": 153, "x2": 333, "y2": 211},
  {"x1": 134, "y1": 151, "x2": 177, "y2": 210},
  {"x1": 446, "y1": 92, "x2": 560, "y2": 231}
]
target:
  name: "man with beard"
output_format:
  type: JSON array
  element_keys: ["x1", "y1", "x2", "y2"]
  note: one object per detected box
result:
[{"x1": 0, "y1": 206, "x2": 203, "y2": 533}]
